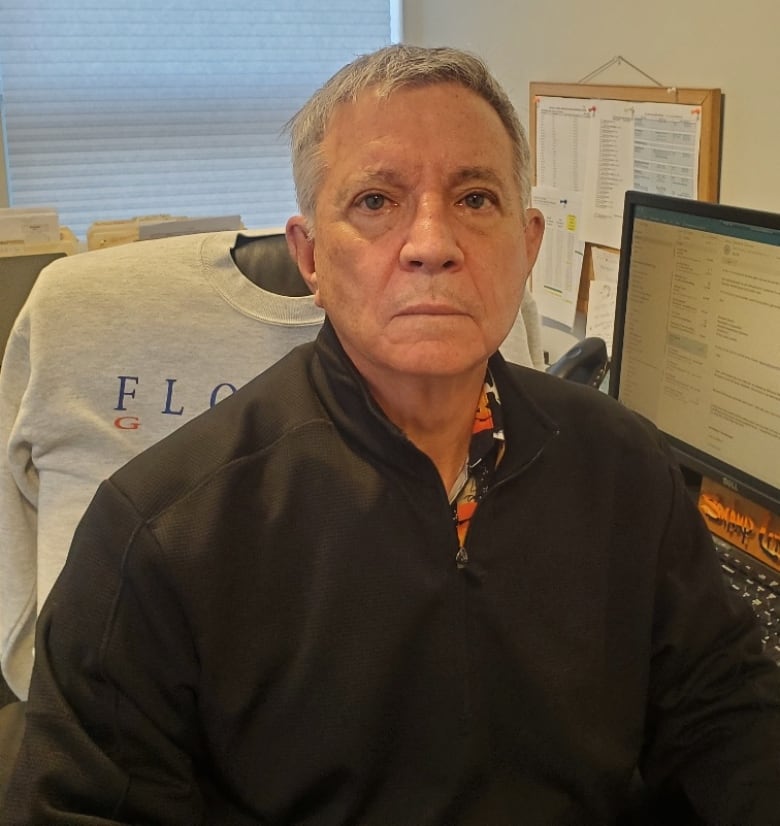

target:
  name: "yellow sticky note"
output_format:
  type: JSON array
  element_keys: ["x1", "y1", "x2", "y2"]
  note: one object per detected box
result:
[{"x1": 566, "y1": 214, "x2": 577, "y2": 232}]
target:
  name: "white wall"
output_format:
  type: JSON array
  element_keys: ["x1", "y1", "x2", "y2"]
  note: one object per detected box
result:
[
  {"x1": 403, "y1": 0, "x2": 780, "y2": 214},
  {"x1": 404, "y1": 0, "x2": 780, "y2": 359}
]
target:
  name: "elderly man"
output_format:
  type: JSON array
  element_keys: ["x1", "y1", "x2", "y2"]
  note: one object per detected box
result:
[{"x1": 3, "y1": 45, "x2": 780, "y2": 824}]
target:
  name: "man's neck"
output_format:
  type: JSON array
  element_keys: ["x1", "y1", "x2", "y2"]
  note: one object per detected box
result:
[{"x1": 363, "y1": 366, "x2": 488, "y2": 493}]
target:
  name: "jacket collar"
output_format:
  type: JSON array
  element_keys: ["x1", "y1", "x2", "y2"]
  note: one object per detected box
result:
[{"x1": 310, "y1": 318, "x2": 560, "y2": 484}]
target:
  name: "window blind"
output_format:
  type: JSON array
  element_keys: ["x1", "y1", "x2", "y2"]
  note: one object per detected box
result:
[{"x1": 0, "y1": 1, "x2": 394, "y2": 240}]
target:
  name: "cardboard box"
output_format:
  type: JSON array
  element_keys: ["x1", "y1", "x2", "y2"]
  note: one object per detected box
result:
[{"x1": 0, "y1": 207, "x2": 60, "y2": 255}]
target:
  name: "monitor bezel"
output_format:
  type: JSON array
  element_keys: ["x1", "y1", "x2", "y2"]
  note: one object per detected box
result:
[{"x1": 608, "y1": 190, "x2": 780, "y2": 515}]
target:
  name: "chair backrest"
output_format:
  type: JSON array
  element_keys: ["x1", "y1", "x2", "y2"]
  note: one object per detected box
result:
[
  {"x1": 0, "y1": 229, "x2": 325, "y2": 704},
  {"x1": 0, "y1": 673, "x2": 16, "y2": 710},
  {"x1": 0, "y1": 700, "x2": 25, "y2": 799},
  {"x1": 545, "y1": 336, "x2": 609, "y2": 387},
  {"x1": 0, "y1": 252, "x2": 66, "y2": 368},
  {"x1": 231, "y1": 232, "x2": 311, "y2": 295}
]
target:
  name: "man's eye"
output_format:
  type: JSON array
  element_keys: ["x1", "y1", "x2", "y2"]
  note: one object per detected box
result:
[
  {"x1": 463, "y1": 192, "x2": 488, "y2": 209},
  {"x1": 361, "y1": 193, "x2": 386, "y2": 210}
]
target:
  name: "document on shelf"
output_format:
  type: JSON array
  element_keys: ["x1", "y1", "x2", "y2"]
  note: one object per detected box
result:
[
  {"x1": 586, "y1": 280, "x2": 618, "y2": 357},
  {"x1": 585, "y1": 246, "x2": 620, "y2": 356},
  {"x1": 633, "y1": 103, "x2": 701, "y2": 199},
  {"x1": 578, "y1": 100, "x2": 636, "y2": 249},
  {"x1": 578, "y1": 101, "x2": 702, "y2": 248},
  {"x1": 530, "y1": 186, "x2": 584, "y2": 329},
  {"x1": 534, "y1": 96, "x2": 593, "y2": 193},
  {"x1": 0, "y1": 207, "x2": 60, "y2": 255},
  {"x1": 137, "y1": 214, "x2": 243, "y2": 240},
  {"x1": 591, "y1": 245, "x2": 620, "y2": 284}
]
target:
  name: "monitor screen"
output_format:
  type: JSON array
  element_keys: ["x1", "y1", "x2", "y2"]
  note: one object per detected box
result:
[{"x1": 609, "y1": 191, "x2": 780, "y2": 516}]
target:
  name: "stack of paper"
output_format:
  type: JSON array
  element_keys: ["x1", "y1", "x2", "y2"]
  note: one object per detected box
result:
[{"x1": 0, "y1": 207, "x2": 61, "y2": 256}]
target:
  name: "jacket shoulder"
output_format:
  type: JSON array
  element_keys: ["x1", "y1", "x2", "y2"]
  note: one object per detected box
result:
[
  {"x1": 109, "y1": 343, "x2": 323, "y2": 517},
  {"x1": 500, "y1": 362, "x2": 673, "y2": 468}
]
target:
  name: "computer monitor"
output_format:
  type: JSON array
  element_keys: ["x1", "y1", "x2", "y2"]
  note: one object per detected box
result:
[{"x1": 609, "y1": 191, "x2": 780, "y2": 516}]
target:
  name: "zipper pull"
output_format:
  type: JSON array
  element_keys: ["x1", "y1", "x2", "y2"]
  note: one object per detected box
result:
[{"x1": 456, "y1": 546, "x2": 469, "y2": 569}]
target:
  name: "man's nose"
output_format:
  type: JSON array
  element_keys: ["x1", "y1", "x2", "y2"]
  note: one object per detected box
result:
[{"x1": 399, "y1": 197, "x2": 464, "y2": 273}]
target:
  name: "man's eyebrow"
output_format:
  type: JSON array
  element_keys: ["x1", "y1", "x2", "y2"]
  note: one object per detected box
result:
[
  {"x1": 449, "y1": 166, "x2": 506, "y2": 189},
  {"x1": 345, "y1": 167, "x2": 407, "y2": 188},
  {"x1": 335, "y1": 165, "x2": 507, "y2": 202},
  {"x1": 335, "y1": 167, "x2": 407, "y2": 202}
]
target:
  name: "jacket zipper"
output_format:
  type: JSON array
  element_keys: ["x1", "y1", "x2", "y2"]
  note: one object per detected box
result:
[{"x1": 454, "y1": 439, "x2": 553, "y2": 569}]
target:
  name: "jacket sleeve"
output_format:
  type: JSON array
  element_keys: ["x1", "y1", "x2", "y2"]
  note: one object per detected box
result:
[
  {"x1": 0, "y1": 316, "x2": 38, "y2": 701},
  {"x1": 640, "y1": 460, "x2": 780, "y2": 822},
  {"x1": 1, "y1": 480, "x2": 207, "y2": 824}
]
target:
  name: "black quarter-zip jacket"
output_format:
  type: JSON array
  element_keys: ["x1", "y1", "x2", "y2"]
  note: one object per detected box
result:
[{"x1": 5, "y1": 319, "x2": 780, "y2": 824}]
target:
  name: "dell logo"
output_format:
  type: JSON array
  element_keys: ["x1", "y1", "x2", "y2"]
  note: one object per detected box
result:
[{"x1": 721, "y1": 477, "x2": 739, "y2": 492}]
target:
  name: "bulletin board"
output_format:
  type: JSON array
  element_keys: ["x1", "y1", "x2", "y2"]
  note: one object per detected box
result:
[{"x1": 528, "y1": 81, "x2": 722, "y2": 342}]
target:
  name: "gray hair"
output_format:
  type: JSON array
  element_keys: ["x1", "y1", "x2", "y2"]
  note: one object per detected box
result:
[{"x1": 286, "y1": 44, "x2": 532, "y2": 227}]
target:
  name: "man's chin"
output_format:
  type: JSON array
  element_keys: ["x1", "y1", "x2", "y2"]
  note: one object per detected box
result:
[{"x1": 385, "y1": 344, "x2": 492, "y2": 379}]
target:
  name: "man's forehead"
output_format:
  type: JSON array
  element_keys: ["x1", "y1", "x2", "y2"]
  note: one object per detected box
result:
[
  {"x1": 328, "y1": 80, "x2": 485, "y2": 122},
  {"x1": 323, "y1": 83, "x2": 510, "y2": 153},
  {"x1": 340, "y1": 164, "x2": 507, "y2": 189},
  {"x1": 332, "y1": 91, "x2": 507, "y2": 144},
  {"x1": 316, "y1": 82, "x2": 520, "y2": 203}
]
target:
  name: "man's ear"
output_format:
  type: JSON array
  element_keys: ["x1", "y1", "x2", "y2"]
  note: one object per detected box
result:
[
  {"x1": 523, "y1": 208, "x2": 545, "y2": 271},
  {"x1": 285, "y1": 216, "x2": 320, "y2": 304}
]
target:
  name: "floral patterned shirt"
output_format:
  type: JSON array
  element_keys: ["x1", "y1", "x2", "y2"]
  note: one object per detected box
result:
[{"x1": 450, "y1": 371, "x2": 505, "y2": 568}]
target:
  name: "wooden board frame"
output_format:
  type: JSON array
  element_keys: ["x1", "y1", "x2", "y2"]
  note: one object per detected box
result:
[
  {"x1": 529, "y1": 82, "x2": 722, "y2": 202},
  {"x1": 529, "y1": 82, "x2": 722, "y2": 313}
]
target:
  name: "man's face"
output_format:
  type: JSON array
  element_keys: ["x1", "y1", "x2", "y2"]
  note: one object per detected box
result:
[{"x1": 288, "y1": 82, "x2": 544, "y2": 385}]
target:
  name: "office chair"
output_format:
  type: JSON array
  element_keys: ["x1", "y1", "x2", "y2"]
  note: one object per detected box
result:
[
  {"x1": 546, "y1": 336, "x2": 609, "y2": 387},
  {"x1": 0, "y1": 701, "x2": 25, "y2": 800},
  {"x1": 231, "y1": 232, "x2": 311, "y2": 296},
  {"x1": 0, "y1": 229, "x2": 327, "y2": 798}
]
